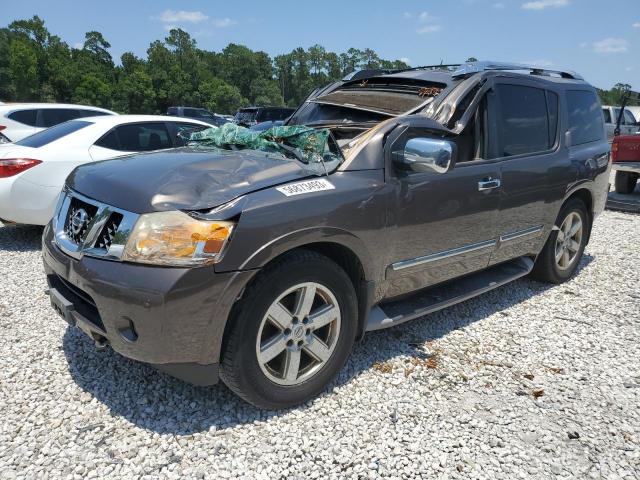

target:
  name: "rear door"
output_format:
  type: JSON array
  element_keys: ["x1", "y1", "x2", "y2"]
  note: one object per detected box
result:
[{"x1": 488, "y1": 79, "x2": 569, "y2": 266}]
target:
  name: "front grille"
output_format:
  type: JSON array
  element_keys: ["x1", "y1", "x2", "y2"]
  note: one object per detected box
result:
[
  {"x1": 53, "y1": 189, "x2": 139, "y2": 261},
  {"x1": 64, "y1": 198, "x2": 98, "y2": 245},
  {"x1": 95, "y1": 212, "x2": 123, "y2": 250}
]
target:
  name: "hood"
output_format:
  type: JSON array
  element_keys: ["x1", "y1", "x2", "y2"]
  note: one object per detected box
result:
[{"x1": 67, "y1": 147, "x2": 316, "y2": 213}]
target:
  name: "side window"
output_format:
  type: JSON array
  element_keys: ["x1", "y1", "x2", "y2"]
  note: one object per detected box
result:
[
  {"x1": 453, "y1": 93, "x2": 490, "y2": 162},
  {"x1": 95, "y1": 129, "x2": 120, "y2": 150},
  {"x1": 613, "y1": 108, "x2": 623, "y2": 124},
  {"x1": 567, "y1": 90, "x2": 604, "y2": 145},
  {"x1": 77, "y1": 109, "x2": 110, "y2": 119},
  {"x1": 114, "y1": 123, "x2": 171, "y2": 151},
  {"x1": 624, "y1": 110, "x2": 636, "y2": 125},
  {"x1": 39, "y1": 109, "x2": 80, "y2": 127},
  {"x1": 494, "y1": 84, "x2": 550, "y2": 157},
  {"x1": 8, "y1": 109, "x2": 38, "y2": 127},
  {"x1": 172, "y1": 122, "x2": 209, "y2": 146},
  {"x1": 602, "y1": 108, "x2": 612, "y2": 124}
]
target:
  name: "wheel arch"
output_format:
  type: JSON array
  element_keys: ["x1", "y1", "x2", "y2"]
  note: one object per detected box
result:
[
  {"x1": 219, "y1": 233, "x2": 377, "y2": 361},
  {"x1": 562, "y1": 186, "x2": 594, "y2": 243}
]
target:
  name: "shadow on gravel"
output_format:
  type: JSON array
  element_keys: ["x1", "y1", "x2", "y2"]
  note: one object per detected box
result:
[
  {"x1": 0, "y1": 223, "x2": 43, "y2": 252},
  {"x1": 62, "y1": 254, "x2": 594, "y2": 435}
]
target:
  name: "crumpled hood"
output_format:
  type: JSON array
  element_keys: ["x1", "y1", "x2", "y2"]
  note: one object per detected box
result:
[{"x1": 67, "y1": 147, "x2": 315, "y2": 213}]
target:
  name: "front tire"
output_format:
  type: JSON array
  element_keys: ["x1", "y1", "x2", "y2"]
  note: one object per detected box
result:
[
  {"x1": 220, "y1": 250, "x2": 357, "y2": 409},
  {"x1": 614, "y1": 171, "x2": 638, "y2": 194},
  {"x1": 530, "y1": 199, "x2": 590, "y2": 284}
]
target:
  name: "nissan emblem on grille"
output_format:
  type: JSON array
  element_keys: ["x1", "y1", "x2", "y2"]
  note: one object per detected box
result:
[{"x1": 65, "y1": 206, "x2": 92, "y2": 243}]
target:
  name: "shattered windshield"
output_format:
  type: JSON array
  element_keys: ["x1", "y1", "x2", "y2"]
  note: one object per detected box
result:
[
  {"x1": 188, "y1": 123, "x2": 342, "y2": 171},
  {"x1": 289, "y1": 78, "x2": 445, "y2": 127}
]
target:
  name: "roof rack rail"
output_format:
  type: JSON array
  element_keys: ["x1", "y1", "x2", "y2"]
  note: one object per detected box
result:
[
  {"x1": 342, "y1": 69, "x2": 398, "y2": 81},
  {"x1": 342, "y1": 64, "x2": 463, "y2": 82},
  {"x1": 452, "y1": 61, "x2": 583, "y2": 80}
]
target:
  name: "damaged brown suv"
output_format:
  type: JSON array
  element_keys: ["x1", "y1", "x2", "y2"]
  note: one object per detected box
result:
[{"x1": 43, "y1": 61, "x2": 610, "y2": 409}]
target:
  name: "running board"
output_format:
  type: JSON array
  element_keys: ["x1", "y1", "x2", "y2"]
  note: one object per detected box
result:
[{"x1": 365, "y1": 256, "x2": 534, "y2": 332}]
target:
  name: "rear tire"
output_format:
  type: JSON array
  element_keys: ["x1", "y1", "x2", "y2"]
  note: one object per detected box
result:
[
  {"x1": 530, "y1": 199, "x2": 590, "y2": 284},
  {"x1": 614, "y1": 171, "x2": 638, "y2": 194},
  {"x1": 220, "y1": 250, "x2": 357, "y2": 409}
]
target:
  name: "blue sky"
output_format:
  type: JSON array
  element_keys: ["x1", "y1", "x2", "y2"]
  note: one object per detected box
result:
[{"x1": 3, "y1": 0, "x2": 639, "y2": 90}]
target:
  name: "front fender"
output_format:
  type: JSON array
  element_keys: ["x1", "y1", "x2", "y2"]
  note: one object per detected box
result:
[{"x1": 238, "y1": 226, "x2": 376, "y2": 281}]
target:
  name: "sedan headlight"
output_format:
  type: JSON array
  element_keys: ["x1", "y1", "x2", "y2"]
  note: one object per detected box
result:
[{"x1": 122, "y1": 211, "x2": 234, "y2": 266}]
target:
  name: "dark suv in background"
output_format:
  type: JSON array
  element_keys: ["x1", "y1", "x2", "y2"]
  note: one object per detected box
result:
[
  {"x1": 43, "y1": 61, "x2": 609, "y2": 409},
  {"x1": 166, "y1": 106, "x2": 229, "y2": 127},
  {"x1": 234, "y1": 106, "x2": 295, "y2": 127}
]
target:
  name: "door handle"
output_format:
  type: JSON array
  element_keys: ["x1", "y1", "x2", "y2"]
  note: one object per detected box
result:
[{"x1": 478, "y1": 178, "x2": 501, "y2": 191}]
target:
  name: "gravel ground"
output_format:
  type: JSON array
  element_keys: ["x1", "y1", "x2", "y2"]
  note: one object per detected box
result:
[{"x1": 0, "y1": 211, "x2": 639, "y2": 480}]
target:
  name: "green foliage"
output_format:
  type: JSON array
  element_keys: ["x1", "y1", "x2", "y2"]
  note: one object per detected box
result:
[
  {"x1": 597, "y1": 83, "x2": 632, "y2": 106},
  {"x1": 0, "y1": 16, "x2": 433, "y2": 114}
]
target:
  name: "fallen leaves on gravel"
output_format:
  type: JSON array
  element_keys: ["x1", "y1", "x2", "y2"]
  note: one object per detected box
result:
[{"x1": 532, "y1": 389, "x2": 545, "y2": 399}]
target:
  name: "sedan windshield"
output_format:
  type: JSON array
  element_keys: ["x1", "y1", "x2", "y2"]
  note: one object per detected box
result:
[{"x1": 16, "y1": 120, "x2": 93, "y2": 148}]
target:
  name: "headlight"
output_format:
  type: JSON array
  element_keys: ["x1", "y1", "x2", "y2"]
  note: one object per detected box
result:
[{"x1": 122, "y1": 211, "x2": 234, "y2": 266}]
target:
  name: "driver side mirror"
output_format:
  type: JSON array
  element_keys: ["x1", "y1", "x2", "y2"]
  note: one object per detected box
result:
[{"x1": 393, "y1": 137, "x2": 456, "y2": 174}]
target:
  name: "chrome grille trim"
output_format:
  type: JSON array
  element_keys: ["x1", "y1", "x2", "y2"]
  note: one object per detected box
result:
[{"x1": 53, "y1": 187, "x2": 139, "y2": 261}]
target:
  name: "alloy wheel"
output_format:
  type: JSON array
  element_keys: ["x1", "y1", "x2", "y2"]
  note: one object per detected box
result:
[
  {"x1": 555, "y1": 211, "x2": 583, "y2": 270},
  {"x1": 255, "y1": 282, "x2": 341, "y2": 386}
]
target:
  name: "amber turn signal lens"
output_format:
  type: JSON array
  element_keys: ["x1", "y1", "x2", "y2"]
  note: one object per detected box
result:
[{"x1": 122, "y1": 211, "x2": 235, "y2": 266}]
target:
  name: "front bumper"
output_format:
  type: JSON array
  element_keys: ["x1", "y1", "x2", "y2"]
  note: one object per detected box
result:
[{"x1": 42, "y1": 224, "x2": 256, "y2": 385}]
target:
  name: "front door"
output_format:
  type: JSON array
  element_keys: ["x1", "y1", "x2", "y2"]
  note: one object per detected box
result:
[{"x1": 384, "y1": 97, "x2": 503, "y2": 299}]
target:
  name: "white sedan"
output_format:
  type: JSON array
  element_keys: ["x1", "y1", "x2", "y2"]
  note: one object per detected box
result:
[{"x1": 0, "y1": 115, "x2": 211, "y2": 225}]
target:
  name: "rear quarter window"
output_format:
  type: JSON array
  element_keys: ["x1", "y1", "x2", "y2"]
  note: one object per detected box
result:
[
  {"x1": 7, "y1": 109, "x2": 38, "y2": 127},
  {"x1": 567, "y1": 90, "x2": 604, "y2": 145}
]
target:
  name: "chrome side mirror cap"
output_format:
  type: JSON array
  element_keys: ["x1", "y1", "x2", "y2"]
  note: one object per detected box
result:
[{"x1": 394, "y1": 137, "x2": 456, "y2": 174}]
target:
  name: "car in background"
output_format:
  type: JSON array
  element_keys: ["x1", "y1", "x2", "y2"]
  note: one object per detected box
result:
[
  {"x1": 234, "y1": 107, "x2": 295, "y2": 127},
  {"x1": 249, "y1": 120, "x2": 284, "y2": 132},
  {"x1": 602, "y1": 105, "x2": 639, "y2": 141},
  {"x1": 166, "y1": 106, "x2": 229, "y2": 127},
  {"x1": 0, "y1": 103, "x2": 116, "y2": 143},
  {"x1": 625, "y1": 106, "x2": 640, "y2": 123},
  {"x1": 611, "y1": 134, "x2": 640, "y2": 194},
  {"x1": 0, "y1": 115, "x2": 210, "y2": 225}
]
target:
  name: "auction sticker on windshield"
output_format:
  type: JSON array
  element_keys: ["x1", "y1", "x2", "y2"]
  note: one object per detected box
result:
[{"x1": 276, "y1": 179, "x2": 335, "y2": 196}]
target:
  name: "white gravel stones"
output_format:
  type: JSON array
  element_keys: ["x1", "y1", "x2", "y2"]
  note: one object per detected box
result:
[{"x1": 0, "y1": 211, "x2": 639, "y2": 479}]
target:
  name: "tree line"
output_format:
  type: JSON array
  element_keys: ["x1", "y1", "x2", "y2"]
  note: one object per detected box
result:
[
  {"x1": 0, "y1": 16, "x2": 631, "y2": 115},
  {"x1": 0, "y1": 16, "x2": 410, "y2": 115}
]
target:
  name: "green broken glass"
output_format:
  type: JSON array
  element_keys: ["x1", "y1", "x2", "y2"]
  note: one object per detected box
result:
[{"x1": 188, "y1": 123, "x2": 339, "y2": 164}]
